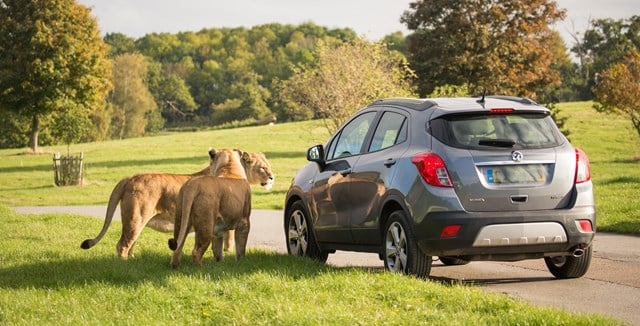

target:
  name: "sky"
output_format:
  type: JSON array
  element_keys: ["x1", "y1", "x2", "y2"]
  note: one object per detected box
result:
[{"x1": 78, "y1": 0, "x2": 640, "y2": 47}]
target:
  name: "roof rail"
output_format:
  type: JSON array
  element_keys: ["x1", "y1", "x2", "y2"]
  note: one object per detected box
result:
[
  {"x1": 370, "y1": 98, "x2": 437, "y2": 111},
  {"x1": 486, "y1": 95, "x2": 537, "y2": 105}
]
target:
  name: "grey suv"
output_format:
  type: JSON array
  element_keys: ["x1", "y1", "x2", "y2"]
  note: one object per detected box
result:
[{"x1": 284, "y1": 96, "x2": 595, "y2": 279}]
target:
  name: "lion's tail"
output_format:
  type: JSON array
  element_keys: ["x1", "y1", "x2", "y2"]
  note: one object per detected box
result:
[
  {"x1": 169, "y1": 182, "x2": 196, "y2": 268},
  {"x1": 80, "y1": 177, "x2": 128, "y2": 250}
]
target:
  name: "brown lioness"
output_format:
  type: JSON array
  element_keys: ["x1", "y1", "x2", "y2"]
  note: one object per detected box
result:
[
  {"x1": 168, "y1": 148, "x2": 251, "y2": 268},
  {"x1": 80, "y1": 150, "x2": 273, "y2": 259}
]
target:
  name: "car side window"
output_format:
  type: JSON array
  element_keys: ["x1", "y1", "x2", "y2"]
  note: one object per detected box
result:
[
  {"x1": 368, "y1": 112, "x2": 407, "y2": 152},
  {"x1": 328, "y1": 112, "x2": 377, "y2": 160}
]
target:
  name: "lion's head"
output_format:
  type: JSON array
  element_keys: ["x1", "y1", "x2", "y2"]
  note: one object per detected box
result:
[
  {"x1": 240, "y1": 151, "x2": 274, "y2": 191},
  {"x1": 208, "y1": 148, "x2": 247, "y2": 179}
]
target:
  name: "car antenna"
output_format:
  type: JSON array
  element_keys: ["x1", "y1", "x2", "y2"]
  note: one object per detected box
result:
[{"x1": 476, "y1": 89, "x2": 487, "y2": 107}]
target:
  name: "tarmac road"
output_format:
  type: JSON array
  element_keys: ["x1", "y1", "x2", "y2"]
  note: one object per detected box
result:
[{"x1": 12, "y1": 206, "x2": 640, "y2": 325}]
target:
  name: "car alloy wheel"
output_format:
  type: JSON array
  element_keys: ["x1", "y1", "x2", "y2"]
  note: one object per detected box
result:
[
  {"x1": 385, "y1": 221, "x2": 408, "y2": 273},
  {"x1": 285, "y1": 200, "x2": 328, "y2": 262},
  {"x1": 287, "y1": 208, "x2": 308, "y2": 256},
  {"x1": 383, "y1": 210, "x2": 432, "y2": 277}
]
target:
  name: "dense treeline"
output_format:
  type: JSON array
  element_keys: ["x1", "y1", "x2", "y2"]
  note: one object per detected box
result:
[
  {"x1": 1, "y1": 0, "x2": 638, "y2": 150},
  {"x1": 103, "y1": 23, "x2": 360, "y2": 132}
]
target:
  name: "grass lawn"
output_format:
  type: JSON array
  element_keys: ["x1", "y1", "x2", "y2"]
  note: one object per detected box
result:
[
  {"x1": 557, "y1": 102, "x2": 640, "y2": 234},
  {"x1": 0, "y1": 206, "x2": 620, "y2": 325},
  {"x1": 0, "y1": 102, "x2": 635, "y2": 324}
]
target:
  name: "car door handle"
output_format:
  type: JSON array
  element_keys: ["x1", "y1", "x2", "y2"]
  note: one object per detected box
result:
[
  {"x1": 338, "y1": 168, "x2": 352, "y2": 177},
  {"x1": 384, "y1": 158, "x2": 396, "y2": 167}
]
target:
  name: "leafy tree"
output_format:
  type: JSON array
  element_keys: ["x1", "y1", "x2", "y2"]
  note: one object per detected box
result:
[
  {"x1": 428, "y1": 84, "x2": 471, "y2": 97},
  {"x1": 108, "y1": 53, "x2": 157, "y2": 139},
  {"x1": 147, "y1": 60, "x2": 197, "y2": 126},
  {"x1": 0, "y1": 0, "x2": 111, "y2": 152},
  {"x1": 572, "y1": 16, "x2": 640, "y2": 98},
  {"x1": 381, "y1": 32, "x2": 408, "y2": 56},
  {"x1": 277, "y1": 40, "x2": 416, "y2": 134},
  {"x1": 401, "y1": 0, "x2": 565, "y2": 97},
  {"x1": 0, "y1": 109, "x2": 30, "y2": 149},
  {"x1": 50, "y1": 105, "x2": 91, "y2": 155},
  {"x1": 104, "y1": 32, "x2": 136, "y2": 57},
  {"x1": 593, "y1": 50, "x2": 640, "y2": 139}
]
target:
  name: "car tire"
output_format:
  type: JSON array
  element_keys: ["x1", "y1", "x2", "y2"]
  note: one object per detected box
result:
[
  {"x1": 285, "y1": 200, "x2": 328, "y2": 263},
  {"x1": 544, "y1": 246, "x2": 592, "y2": 279},
  {"x1": 383, "y1": 210, "x2": 432, "y2": 278},
  {"x1": 439, "y1": 256, "x2": 470, "y2": 266}
]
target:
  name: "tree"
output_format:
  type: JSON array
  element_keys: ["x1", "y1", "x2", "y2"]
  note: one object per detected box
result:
[
  {"x1": 104, "y1": 32, "x2": 136, "y2": 57},
  {"x1": 593, "y1": 50, "x2": 640, "y2": 139},
  {"x1": 109, "y1": 53, "x2": 157, "y2": 139},
  {"x1": 0, "y1": 0, "x2": 111, "y2": 152},
  {"x1": 277, "y1": 39, "x2": 416, "y2": 134},
  {"x1": 401, "y1": 0, "x2": 565, "y2": 97},
  {"x1": 147, "y1": 60, "x2": 197, "y2": 126},
  {"x1": 572, "y1": 16, "x2": 640, "y2": 99},
  {"x1": 50, "y1": 105, "x2": 91, "y2": 155}
]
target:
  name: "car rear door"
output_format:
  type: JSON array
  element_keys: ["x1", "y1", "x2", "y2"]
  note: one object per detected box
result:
[
  {"x1": 349, "y1": 110, "x2": 410, "y2": 245},
  {"x1": 431, "y1": 112, "x2": 575, "y2": 212}
]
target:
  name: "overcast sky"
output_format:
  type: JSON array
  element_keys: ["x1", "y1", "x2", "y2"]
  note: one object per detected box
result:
[{"x1": 78, "y1": 0, "x2": 639, "y2": 47}]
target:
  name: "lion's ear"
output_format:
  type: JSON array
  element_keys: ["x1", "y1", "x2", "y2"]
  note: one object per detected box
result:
[
  {"x1": 208, "y1": 148, "x2": 217, "y2": 159},
  {"x1": 241, "y1": 151, "x2": 253, "y2": 163}
]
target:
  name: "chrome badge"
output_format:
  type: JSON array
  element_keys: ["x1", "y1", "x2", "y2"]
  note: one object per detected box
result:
[{"x1": 511, "y1": 151, "x2": 523, "y2": 162}]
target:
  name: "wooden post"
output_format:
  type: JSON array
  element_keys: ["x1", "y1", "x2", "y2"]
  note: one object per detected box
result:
[{"x1": 53, "y1": 152, "x2": 84, "y2": 186}]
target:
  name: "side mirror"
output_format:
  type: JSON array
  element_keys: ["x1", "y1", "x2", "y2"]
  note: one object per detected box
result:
[{"x1": 306, "y1": 144, "x2": 326, "y2": 170}]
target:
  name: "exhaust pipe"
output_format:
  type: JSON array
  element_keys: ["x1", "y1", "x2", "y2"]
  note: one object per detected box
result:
[{"x1": 572, "y1": 248, "x2": 585, "y2": 258}]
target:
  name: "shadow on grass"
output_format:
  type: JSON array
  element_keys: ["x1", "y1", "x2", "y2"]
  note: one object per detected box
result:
[
  {"x1": 0, "y1": 156, "x2": 207, "y2": 174},
  {"x1": 598, "y1": 220, "x2": 640, "y2": 235},
  {"x1": 1, "y1": 150, "x2": 300, "y2": 175},
  {"x1": 263, "y1": 151, "x2": 305, "y2": 160},
  {"x1": 0, "y1": 250, "x2": 347, "y2": 290},
  {"x1": 599, "y1": 176, "x2": 640, "y2": 185}
]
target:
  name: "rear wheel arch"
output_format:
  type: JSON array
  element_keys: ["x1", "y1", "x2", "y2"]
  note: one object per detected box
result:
[{"x1": 378, "y1": 196, "x2": 410, "y2": 236}]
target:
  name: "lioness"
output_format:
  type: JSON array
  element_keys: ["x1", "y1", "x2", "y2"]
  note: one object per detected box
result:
[
  {"x1": 168, "y1": 148, "x2": 251, "y2": 268},
  {"x1": 80, "y1": 150, "x2": 273, "y2": 259}
]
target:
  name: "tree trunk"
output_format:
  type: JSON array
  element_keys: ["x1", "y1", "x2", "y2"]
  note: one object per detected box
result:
[{"x1": 29, "y1": 115, "x2": 40, "y2": 153}]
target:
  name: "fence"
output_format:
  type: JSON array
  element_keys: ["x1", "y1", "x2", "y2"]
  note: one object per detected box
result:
[{"x1": 53, "y1": 152, "x2": 84, "y2": 186}]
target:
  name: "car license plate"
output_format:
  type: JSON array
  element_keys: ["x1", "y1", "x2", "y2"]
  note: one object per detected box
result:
[{"x1": 485, "y1": 165, "x2": 547, "y2": 185}]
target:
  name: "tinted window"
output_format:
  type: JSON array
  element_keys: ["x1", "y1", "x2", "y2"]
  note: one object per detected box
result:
[
  {"x1": 431, "y1": 113, "x2": 562, "y2": 149},
  {"x1": 369, "y1": 112, "x2": 407, "y2": 152},
  {"x1": 328, "y1": 112, "x2": 377, "y2": 160}
]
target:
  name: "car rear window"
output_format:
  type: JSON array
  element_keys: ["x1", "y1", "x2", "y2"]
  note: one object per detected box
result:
[{"x1": 430, "y1": 113, "x2": 563, "y2": 149}]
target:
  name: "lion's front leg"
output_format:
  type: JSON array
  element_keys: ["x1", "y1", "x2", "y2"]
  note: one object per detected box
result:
[{"x1": 223, "y1": 230, "x2": 235, "y2": 252}]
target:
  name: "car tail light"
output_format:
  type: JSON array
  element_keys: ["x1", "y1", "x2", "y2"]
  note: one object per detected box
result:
[
  {"x1": 575, "y1": 148, "x2": 591, "y2": 184},
  {"x1": 411, "y1": 152, "x2": 453, "y2": 187},
  {"x1": 576, "y1": 220, "x2": 594, "y2": 233},
  {"x1": 441, "y1": 225, "x2": 461, "y2": 238},
  {"x1": 490, "y1": 108, "x2": 514, "y2": 113}
]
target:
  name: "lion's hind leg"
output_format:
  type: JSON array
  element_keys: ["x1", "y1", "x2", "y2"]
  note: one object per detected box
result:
[
  {"x1": 191, "y1": 215, "x2": 214, "y2": 266},
  {"x1": 117, "y1": 202, "x2": 157, "y2": 259},
  {"x1": 212, "y1": 234, "x2": 225, "y2": 262}
]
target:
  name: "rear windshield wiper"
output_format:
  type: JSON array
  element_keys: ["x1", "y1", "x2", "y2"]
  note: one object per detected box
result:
[{"x1": 478, "y1": 139, "x2": 516, "y2": 148}]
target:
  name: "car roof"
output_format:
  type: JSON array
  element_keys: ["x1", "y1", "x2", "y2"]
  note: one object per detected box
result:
[{"x1": 369, "y1": 96, "x2": 548, "y2": 115}]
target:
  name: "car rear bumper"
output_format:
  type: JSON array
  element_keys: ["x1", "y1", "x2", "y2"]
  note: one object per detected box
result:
[{"x1": 414, "y1": 206, "x2": 596, "y2": 260}]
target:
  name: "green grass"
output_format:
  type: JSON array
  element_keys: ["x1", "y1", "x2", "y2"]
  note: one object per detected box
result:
[
  {"x1": 0, "y1": 102, "x2": 639, "y2": 234},
  {"x1": 0, "y1": 120, "x2": 330, "y2": 210},
  {"x1": 558, "y1": 102, "x2": 640, "y2": 234},
  {"x1": 0, "y1": 206, "x2": 619, "y2": 325}
]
